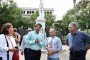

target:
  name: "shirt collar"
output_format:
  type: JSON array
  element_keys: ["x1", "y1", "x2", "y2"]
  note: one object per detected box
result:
[
  {"x1": 71, "y1": 31, "x2": 78, "y2": 36},
  {"x1": 34, "y1": 30, "x2": 40, "y2": 34},
  {"x1": 51, "y1": 36, "x2": 56, "y2": 39}
]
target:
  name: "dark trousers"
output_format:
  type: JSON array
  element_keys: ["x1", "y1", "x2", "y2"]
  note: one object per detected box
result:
[
  {"x1": 69, "y1": 50, "x2": 86, "y2": 60},
  {"x1": 0, "y1": 57, "x2": 2, "y2": 60},
  {"x1": 24, "y1": 48, "x2": 41, "y2": 60}
]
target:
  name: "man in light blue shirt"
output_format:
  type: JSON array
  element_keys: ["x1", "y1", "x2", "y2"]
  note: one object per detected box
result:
[
  {"x1": 45, "y1": 28, "x2": 62, "y2": 60},
  {"x1": 25, "y1": 23, "x2": 44, "y2": 60}
]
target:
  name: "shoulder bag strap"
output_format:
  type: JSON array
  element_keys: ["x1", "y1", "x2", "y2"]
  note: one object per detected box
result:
[{"x1": 4, "y1": 35, "x2": 9, "y2": 60}]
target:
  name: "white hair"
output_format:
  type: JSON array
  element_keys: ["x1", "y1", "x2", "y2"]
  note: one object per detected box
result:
[{"x1": 49, "y1": 28, "x2": 56, "y2": 32}]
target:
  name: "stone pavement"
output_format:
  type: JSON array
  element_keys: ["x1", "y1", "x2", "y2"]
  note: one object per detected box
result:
[
  {"x1": 19, "y1": 45, "x2": 90, "y2": 60},
  {"x1": 60, "y1": 45, "x2": 90, "y2": 60}
]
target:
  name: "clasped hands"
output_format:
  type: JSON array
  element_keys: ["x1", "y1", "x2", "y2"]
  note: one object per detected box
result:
[
  {"x1": 35, "y1": 38, "x2": 40, "y2": 43},
  {"x1": 46, "y1": 48, "x2": 54, "y2": 56}
]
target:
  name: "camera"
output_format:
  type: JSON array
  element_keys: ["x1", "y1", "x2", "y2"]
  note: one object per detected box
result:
[{"x1": 15, "y1": 46, "x2": 18, "y2": 49}]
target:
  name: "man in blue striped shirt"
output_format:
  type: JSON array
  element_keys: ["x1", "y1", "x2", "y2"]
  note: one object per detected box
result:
[
  {"x1": 45, "y1": 28, "x2": 62, "y2": 60},
  {"x1": 25, "y1": 23, "x2": 44, "y2": 60},
  {"x1": 66, "y1": 22, "x2": 90, "y2": 60}
]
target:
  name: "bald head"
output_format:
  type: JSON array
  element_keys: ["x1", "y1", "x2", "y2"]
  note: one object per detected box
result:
[
  {"x1": 49, "y1": 28, "x2": 56, "y2": 32},
  {"x1": 49, "y1": 28, "x2": 56, "y2": 37}
]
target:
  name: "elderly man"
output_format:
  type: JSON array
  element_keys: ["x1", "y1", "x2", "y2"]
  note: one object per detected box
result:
[
  {"x1": 66, "y1": 22, "x2": 90, "y2": 60},
  {"x1": 45, "y1": 28, "x2": 62, "y2": 60}
]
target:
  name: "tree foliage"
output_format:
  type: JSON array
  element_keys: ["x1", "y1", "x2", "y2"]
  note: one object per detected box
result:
[
  {"x1": 62, "y1": 0, "x2": 90, "y2": 30},
  {"x1": 45, "y1": 15, "x2": 55, "y2": 36},
  {"x1": 0, "y1": 0, "x2": 23, "y2": 30}
]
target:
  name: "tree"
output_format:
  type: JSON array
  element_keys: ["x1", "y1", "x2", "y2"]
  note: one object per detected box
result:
[
  {"x1": 29, "y1": 11, "x2": 39, "y2": 28},
  {"x1": 77, "y1": 1, "x2": 90, "y2": 30},
  {"x1": 0, "y1": 0, "x2": 23, "y2": 32},
  {"x1": 45, "y1": 15, "x2": 55, "y2": 37},
  {"x1": 62, "y1": 0, "x2": 90, "y2": 30},
  {"x1": 22, "y1": 13, "x2": 38, "y2": 29},
  {"x1": 62, "y1": 9, "x2": 74, "y2": 26}
]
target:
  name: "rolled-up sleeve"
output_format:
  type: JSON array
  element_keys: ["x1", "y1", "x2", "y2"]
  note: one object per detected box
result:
[
  {"x1": 65, "y1": 34, "x2": 69, "y2": 45},
  {"x1": 83, "y1": 33, "x2": 90, "y2": 44},
  {"x1": 57, "y1": 38, "x2": 62, "y2": 51}
]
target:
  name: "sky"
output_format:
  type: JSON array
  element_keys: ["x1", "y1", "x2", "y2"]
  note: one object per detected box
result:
[{"x1": 14, "y1": 0, "x2": 80, "y2": 20}]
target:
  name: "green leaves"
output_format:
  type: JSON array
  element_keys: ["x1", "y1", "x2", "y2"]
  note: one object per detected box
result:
[
  {"x1": 0, "y1": 0, "x2": 23, "y2": 32},
  {"x1": 62, "y1": 1, "x2": 90, "y2": 30}
]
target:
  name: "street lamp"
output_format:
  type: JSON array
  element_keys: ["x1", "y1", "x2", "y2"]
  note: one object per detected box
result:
[
  {"x1": 0, "y1": 0, "x2": 1, "y2": 3},
  {"x1": 86, "y1": 23, "x2": 88, "y2": 33},
  {"x1": 0, "y1": 0, "x2": 3, "y2": 7},
  {"x1": 73, "y1": 0, "x2": 77, "y2": 22}
]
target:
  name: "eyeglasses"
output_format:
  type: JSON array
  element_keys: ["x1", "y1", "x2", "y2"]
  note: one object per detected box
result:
[
  {"x1": 36, "y1": 26, "x2": 41, "y2": 28},
  {"x1": 39, "y1": 27, "x2": 41, "y2": 28}
]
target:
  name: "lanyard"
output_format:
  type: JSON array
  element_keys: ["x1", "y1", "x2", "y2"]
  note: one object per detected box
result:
[{"x1": 4, "y1": 35, "x2": 9, "y2": 60}]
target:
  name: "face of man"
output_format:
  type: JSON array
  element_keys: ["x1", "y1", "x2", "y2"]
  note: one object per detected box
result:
[
  {"x1": 49, "y1": 31, "x2": 56, "y2": 37},
  {"x1": 68, "y1": 24, "x2": 76, "y2": 33},
  {"x1": 35, "y1": 25, "x2": 41, "y2": 33}
]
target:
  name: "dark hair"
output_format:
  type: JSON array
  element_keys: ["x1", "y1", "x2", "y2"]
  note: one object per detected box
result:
[
  {"x1": 2, "y1": 23, "x2": 13, "y2": 35},
  {"x1": 35, "y1": 23, "x2": 42, "y2": 28},
  {"x1": 33, "y1": 24, "x2": 36, "y2": 27},
  {"x1": 14, "y1": 28, "x2": 17, "y2": 32}
]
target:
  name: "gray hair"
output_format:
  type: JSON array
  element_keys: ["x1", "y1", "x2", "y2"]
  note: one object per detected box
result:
[
  {"x1": 49, "y1": 28, "x2": 56, "y2": 32},
  {"x1": 69, "y1": 22, "x2": 78, "y2": 29}
]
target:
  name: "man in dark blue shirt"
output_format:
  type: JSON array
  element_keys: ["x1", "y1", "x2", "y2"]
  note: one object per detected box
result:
[{"x1": 66, "y1": 22, "x2": 90, "y2": 60}]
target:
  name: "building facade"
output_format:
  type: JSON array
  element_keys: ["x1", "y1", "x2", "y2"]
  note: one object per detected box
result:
[{"x1": 21, "y1": 7, "x2": 54, "y2": 17}]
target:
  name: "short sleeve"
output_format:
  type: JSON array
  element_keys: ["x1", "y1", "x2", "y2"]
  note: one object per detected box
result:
[{"x1": 83, "y1": 33, "x2": 90, "y2": 44}]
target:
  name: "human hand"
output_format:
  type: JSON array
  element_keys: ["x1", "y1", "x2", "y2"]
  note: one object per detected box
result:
[
  {"x1": 48, "y1": 51, "x2": 53, "y2": 56},
  {"x1": 9, "y1": 47, "x2": 17, "y2": 52},
  {"x1": 86, "y1": 48, "x2": 89, "y2": 54},
  {"x1": 47, "y1": 49, "x2": 53, "y2": 56},
  {"x1": 35, "y1": 38, "x2": 40, "y2": 43},
  {"x1": 21, "y1": 51, "x2": 23, "y2": 55}
]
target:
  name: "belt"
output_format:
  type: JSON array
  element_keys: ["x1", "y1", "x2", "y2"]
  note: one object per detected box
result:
[
  {"x1": 70, "y1": 50, "x2": 86, "y2": 53},
  {"x1": 25, "y1": 48, "x2": 41, "y2": 52}
]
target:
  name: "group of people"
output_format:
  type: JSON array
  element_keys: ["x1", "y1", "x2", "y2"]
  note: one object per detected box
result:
[{"x1": 0, "y1": 22, "x2": 90, "y2": 60}]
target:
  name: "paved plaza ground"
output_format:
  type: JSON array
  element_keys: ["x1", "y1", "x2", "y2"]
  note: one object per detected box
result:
[
  {"x1": 60, "y1": 45, "x2": 90, "y2": 60},
  {"x1": 19, "y1": 45, "x2": 90, "y2": 60}
]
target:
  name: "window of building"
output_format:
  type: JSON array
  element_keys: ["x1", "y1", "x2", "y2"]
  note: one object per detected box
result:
[
  {"x1": 32, "y1": 11, "x2": 34, "y2": 14},
  {"x1": 23, "y1": 11, "x2": 25, "y2": 14},
  {"x1": 30, "y1": 11, "x2": 32, "y2": 14},
  {"x1": 47, "y1": 12, "x2": 49, "y2": 15},
  {"x1": 27, "y1": 11, "x2": 29, "y2": 14},
  {"x1": 50, "y1": 12, "x2": 52, "y2": 15},
  {"x1": 45, "y1": 12, "x2": 47, "y2": 15}
]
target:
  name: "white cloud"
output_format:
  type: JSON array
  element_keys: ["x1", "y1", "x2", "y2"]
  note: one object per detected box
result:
[{"x1": 14, "y1": 0, "x2": 80, "y2": 20}]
